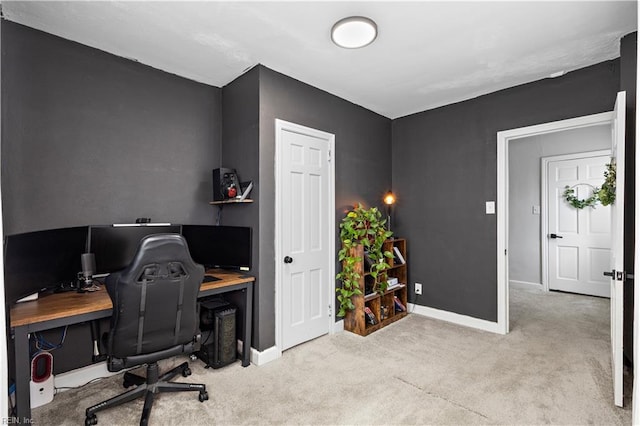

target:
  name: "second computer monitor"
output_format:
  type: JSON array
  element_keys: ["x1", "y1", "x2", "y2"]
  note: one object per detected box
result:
[
  {"x1": 181, "y1": 225, "x2": 252, "y2": 271},
  {"x1": 4, "y1": 226, "x2": 89, "y2": 305}
]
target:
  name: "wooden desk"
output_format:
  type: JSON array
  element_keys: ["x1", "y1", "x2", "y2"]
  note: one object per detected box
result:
[{"x1": 9, "y1": 270, "x2": 254, "y2": 421}]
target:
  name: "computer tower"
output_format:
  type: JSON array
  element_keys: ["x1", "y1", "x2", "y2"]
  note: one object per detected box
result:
[{"x1": 197, "y1": 298, "x2": 237, "y2": 369}]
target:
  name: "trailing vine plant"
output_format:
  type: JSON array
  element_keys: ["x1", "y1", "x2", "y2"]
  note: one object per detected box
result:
[
  {"x1": 562, "y1": 162, "x2": 616, "y2": 209},
  {"x1": 597, "y1": 161, "x2": 616, "y2": 206},
  {"x1": 336, "y1": 204, "x2": 393, "y2": 317}
]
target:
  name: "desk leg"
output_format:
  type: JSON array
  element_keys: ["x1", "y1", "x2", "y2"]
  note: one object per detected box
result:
[
  {"x1": 13, "y1": 326, "x2": 32, "y2": 421},
  {"x1": 242, "y1": 285, "x2": 253, "y2": 367}
]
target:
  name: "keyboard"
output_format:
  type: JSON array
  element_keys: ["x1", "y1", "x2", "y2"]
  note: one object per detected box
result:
[{"x1": 202, "y1": 276, "x2": 221, "y2": 283}]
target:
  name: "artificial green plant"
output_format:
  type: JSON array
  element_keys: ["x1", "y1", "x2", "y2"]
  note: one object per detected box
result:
[{"x1": 336, "y1": 204, "x2": 393, "y2": 317}]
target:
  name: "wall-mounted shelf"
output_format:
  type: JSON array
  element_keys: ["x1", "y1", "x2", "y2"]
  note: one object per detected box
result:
[{"x1": 209, "y1": 199, "x2": 253, "y2": 205}]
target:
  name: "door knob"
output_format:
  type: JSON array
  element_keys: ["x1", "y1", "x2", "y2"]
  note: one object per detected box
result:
[
  {"x1": 604, "y1": 270, "x2": 615, "y2": 277},
  {"x1": 284, "y1": 256, "x2": 293, "y2": 264},
  {"x1": 550, "y1": 233, "x2": 563, "y2": 239}
]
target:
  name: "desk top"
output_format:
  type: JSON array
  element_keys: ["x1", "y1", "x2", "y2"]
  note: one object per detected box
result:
[{"x1": 10, "y1": 269, "x2": 254, "y2": 328}]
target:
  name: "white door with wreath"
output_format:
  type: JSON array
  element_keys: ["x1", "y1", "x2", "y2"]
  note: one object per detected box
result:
[{"x1": 546, "y1": 151, "x2": 613, "y2": 298}]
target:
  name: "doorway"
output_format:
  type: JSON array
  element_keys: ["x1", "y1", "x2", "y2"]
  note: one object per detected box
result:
[
  {"x1": 498, "y1": 93, "x2": 626, "y2": 407},
  {"x1": 497, "y1": 111, "x2": 614, "y2": 334},
  {"x1": 508, "y1": 128, "x2": 612, "y2": 298},
  {"x1": 274, "y1": 119, "x2": 336, "y2": 352},
  {"x1": 543, "y1": 151, "x2": 612, "y2": 297}
]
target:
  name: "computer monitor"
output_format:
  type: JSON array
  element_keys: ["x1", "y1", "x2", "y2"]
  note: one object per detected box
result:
[
  {"x1": 181, "y1": 225, "x2": 252, "y2": 271},
  {"x1": 3, "y1": 226, "x2": 89, "y2": 305},
  {"x1": 88, "y1": 224, "x2": 181, "y2": 276}
]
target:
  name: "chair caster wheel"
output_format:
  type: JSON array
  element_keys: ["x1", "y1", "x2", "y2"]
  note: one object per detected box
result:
[
  {"x1": 85, "y1": 414, "x2": 98, "y2": 425},
  {"x1": 182, "y1": 367, "x2": 192, "y2": 377},
  {"x1": 199, "y1": 391, "x2": 209, "y2": 402}
]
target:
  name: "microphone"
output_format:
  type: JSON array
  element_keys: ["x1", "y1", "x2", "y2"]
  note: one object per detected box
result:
[{"x1": 81, "y1": 253, "x2": 96, "y2": 287}]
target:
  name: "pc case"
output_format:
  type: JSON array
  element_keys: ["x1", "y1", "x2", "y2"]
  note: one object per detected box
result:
[{"x1": 196, "y1": 298, "x2": 237, "y2": 369}]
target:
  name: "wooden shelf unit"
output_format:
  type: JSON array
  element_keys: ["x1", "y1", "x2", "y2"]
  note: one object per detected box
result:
[{"x1": 343, "y1": 238, "x2": 408, "y2": 336}]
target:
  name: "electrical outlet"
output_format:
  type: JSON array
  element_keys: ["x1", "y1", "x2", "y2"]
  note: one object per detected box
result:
[
  {"x1": 485, "y1": 201, "x2": 495, "y2": 214},
  {"x1": 415, "y1": 283, "x2": 423, "y2": 295}
]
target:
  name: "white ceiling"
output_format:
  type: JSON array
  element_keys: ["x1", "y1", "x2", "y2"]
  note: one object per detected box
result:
[{"x1": 2, "y1": 1, "x2": 637, "y2": 119}]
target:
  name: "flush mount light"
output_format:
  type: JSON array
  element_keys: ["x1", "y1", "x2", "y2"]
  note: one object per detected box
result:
[{"x1": 331, "y1": 16, "x2": 377, "y2": 49}]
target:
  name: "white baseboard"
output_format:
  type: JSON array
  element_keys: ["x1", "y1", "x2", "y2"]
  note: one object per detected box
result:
[
  {"x1": 250, "y1": 345, "x2": 282, "y2": 366},
  {"x1": 510, "y1": 280, "x2": 543, "y2": 290},
  {"x1": 54, "y1": 362, "x2": 120, "y2": 392},
  {"x1": 331, "y1": 319, "x2": 344, "y2": 334},
  {"x1": 251, "y1": 321, "x2": 342, "y2": 366},
  {"x1": 408, "y1": 303, "x2": 502, "y2": 334}
]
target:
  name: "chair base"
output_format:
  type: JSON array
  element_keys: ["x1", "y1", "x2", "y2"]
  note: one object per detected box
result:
[{"x1": 85, "y1": 361, "x2": 207, "y2": 426}]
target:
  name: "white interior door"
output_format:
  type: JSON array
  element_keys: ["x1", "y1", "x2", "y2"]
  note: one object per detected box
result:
[
  {"x1": 547, "y1": 153, "x2": 612, "y2": 297},
  {"x1": 276, "y1": 120, "x2": 334, "y2": 351},
  {"x1": 609, "y1": 91, "x2": 625, "y2": 407}
]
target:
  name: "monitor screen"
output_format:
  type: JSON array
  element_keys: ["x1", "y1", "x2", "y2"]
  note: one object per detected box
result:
[
  {"x1": 89, "y1": 225, "x2": 181, "y2": 275},
  {"x1": 181, "y1": 225, "x2": 252, "y2": 271},
  {"x1": 4, "y1": 226, "x2": 89, "y2": 305}
]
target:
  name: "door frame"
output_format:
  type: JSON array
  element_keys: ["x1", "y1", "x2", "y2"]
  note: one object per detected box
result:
[
  {"x1": 274, "y1": 119, "x2": 336, "y2": 353},
  {"x1": 540, "y1": 150, "x2": 611, "y2": 293},
  {"x1": 497, "y1": 111, "x2": 614, "y2": 334}
]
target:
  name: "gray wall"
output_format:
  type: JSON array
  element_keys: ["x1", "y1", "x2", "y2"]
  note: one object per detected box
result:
[
  {"x1": 2, "y1": 21, "x2": 222, "y2": 235},
  {"x1": 392, "y1": 60, "x2": 620, "y2": 322},
  {"x1": 2, "y1": 19, "x2": 634, "y2": 362},
  {"x1": 258, "y1": 66, "x2": 392, "y2": 350},
  {"x1": 1, "y1": 21, "x2": 222, "y2": 373},
  {"x1": 220, "y1": 66, "x2": 261, "y2": 347},
  {"x1": 508, "y1": 125, "x2": 611, "y2": 286},
  {"x1": 221, "y1": 65, "x2": 392, "y2": 351}
]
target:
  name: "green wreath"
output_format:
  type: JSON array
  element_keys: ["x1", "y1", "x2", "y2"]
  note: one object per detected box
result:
[{"x1": 562, "y1": 162, "x2": 616, "y2": 209}]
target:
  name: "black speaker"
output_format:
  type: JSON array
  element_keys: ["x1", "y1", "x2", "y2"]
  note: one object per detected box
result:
[
  {"x1": 197, "y1": 299, "x2": 237, "y2": 369},
  {"x1": 212, "y1": 168, "x2": 241, "y2": 201}
]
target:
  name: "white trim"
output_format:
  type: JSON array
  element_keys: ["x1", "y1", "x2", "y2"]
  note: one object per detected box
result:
[
  {"x1": 250, "y1": 345, "x2": 282, "y2": 366},
  {"x1": 497, "y1": 112, "x2": 614, "y2": 335},
  {"x1": 540, "y1": 150, "x2": 611, "y2": 293},
  {"x1": 0, "y1": 17, "x2": 7, "y2": 418},
  {"x1": 274, "y1": 119, "x2": 336, "y2": 353},
  {"x1": 509, "y1": 280, "x2": 543, "y2": 290},
  {"x1": 408, "y1": 304, "x2": 504, "y2": 334},
  {"x1": 54, "y1": 362, "x2": 120, "y2": 392},
  {"x1": 251, "y1": 322, "x2": 342, "y2": 366},
  {"x1": 633, "y1": 30, "x2": 639, "y2": 423}
]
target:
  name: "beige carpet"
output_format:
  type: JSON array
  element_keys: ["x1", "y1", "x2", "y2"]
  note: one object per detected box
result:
[{"x1": 33, "y1": 286, "x2": 632, "y2": 425}]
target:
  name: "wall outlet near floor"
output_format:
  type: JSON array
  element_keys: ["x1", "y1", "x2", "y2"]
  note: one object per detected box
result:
[{"x1": 415, "y1": 283, "x2": 423, "y2": 295}]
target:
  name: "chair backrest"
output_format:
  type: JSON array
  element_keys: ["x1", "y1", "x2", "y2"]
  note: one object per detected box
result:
[{"x1": 105, "y1": 233, "x2": 204, "y2": 359}]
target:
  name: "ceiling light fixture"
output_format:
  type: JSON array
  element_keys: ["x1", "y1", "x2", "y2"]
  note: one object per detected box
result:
[{"x1": 331, "y1": 16, "x2": 377, "y2": 49}]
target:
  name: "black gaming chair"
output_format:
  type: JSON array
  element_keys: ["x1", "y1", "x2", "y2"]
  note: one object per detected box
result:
[{"x1": 85, "y1": 234, "x2": 208, "y2": 426}]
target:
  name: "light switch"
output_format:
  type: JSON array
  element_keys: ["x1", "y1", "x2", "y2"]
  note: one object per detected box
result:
[{"x1": 485, "y1": 201, "x2": 495, "y2": 215}]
